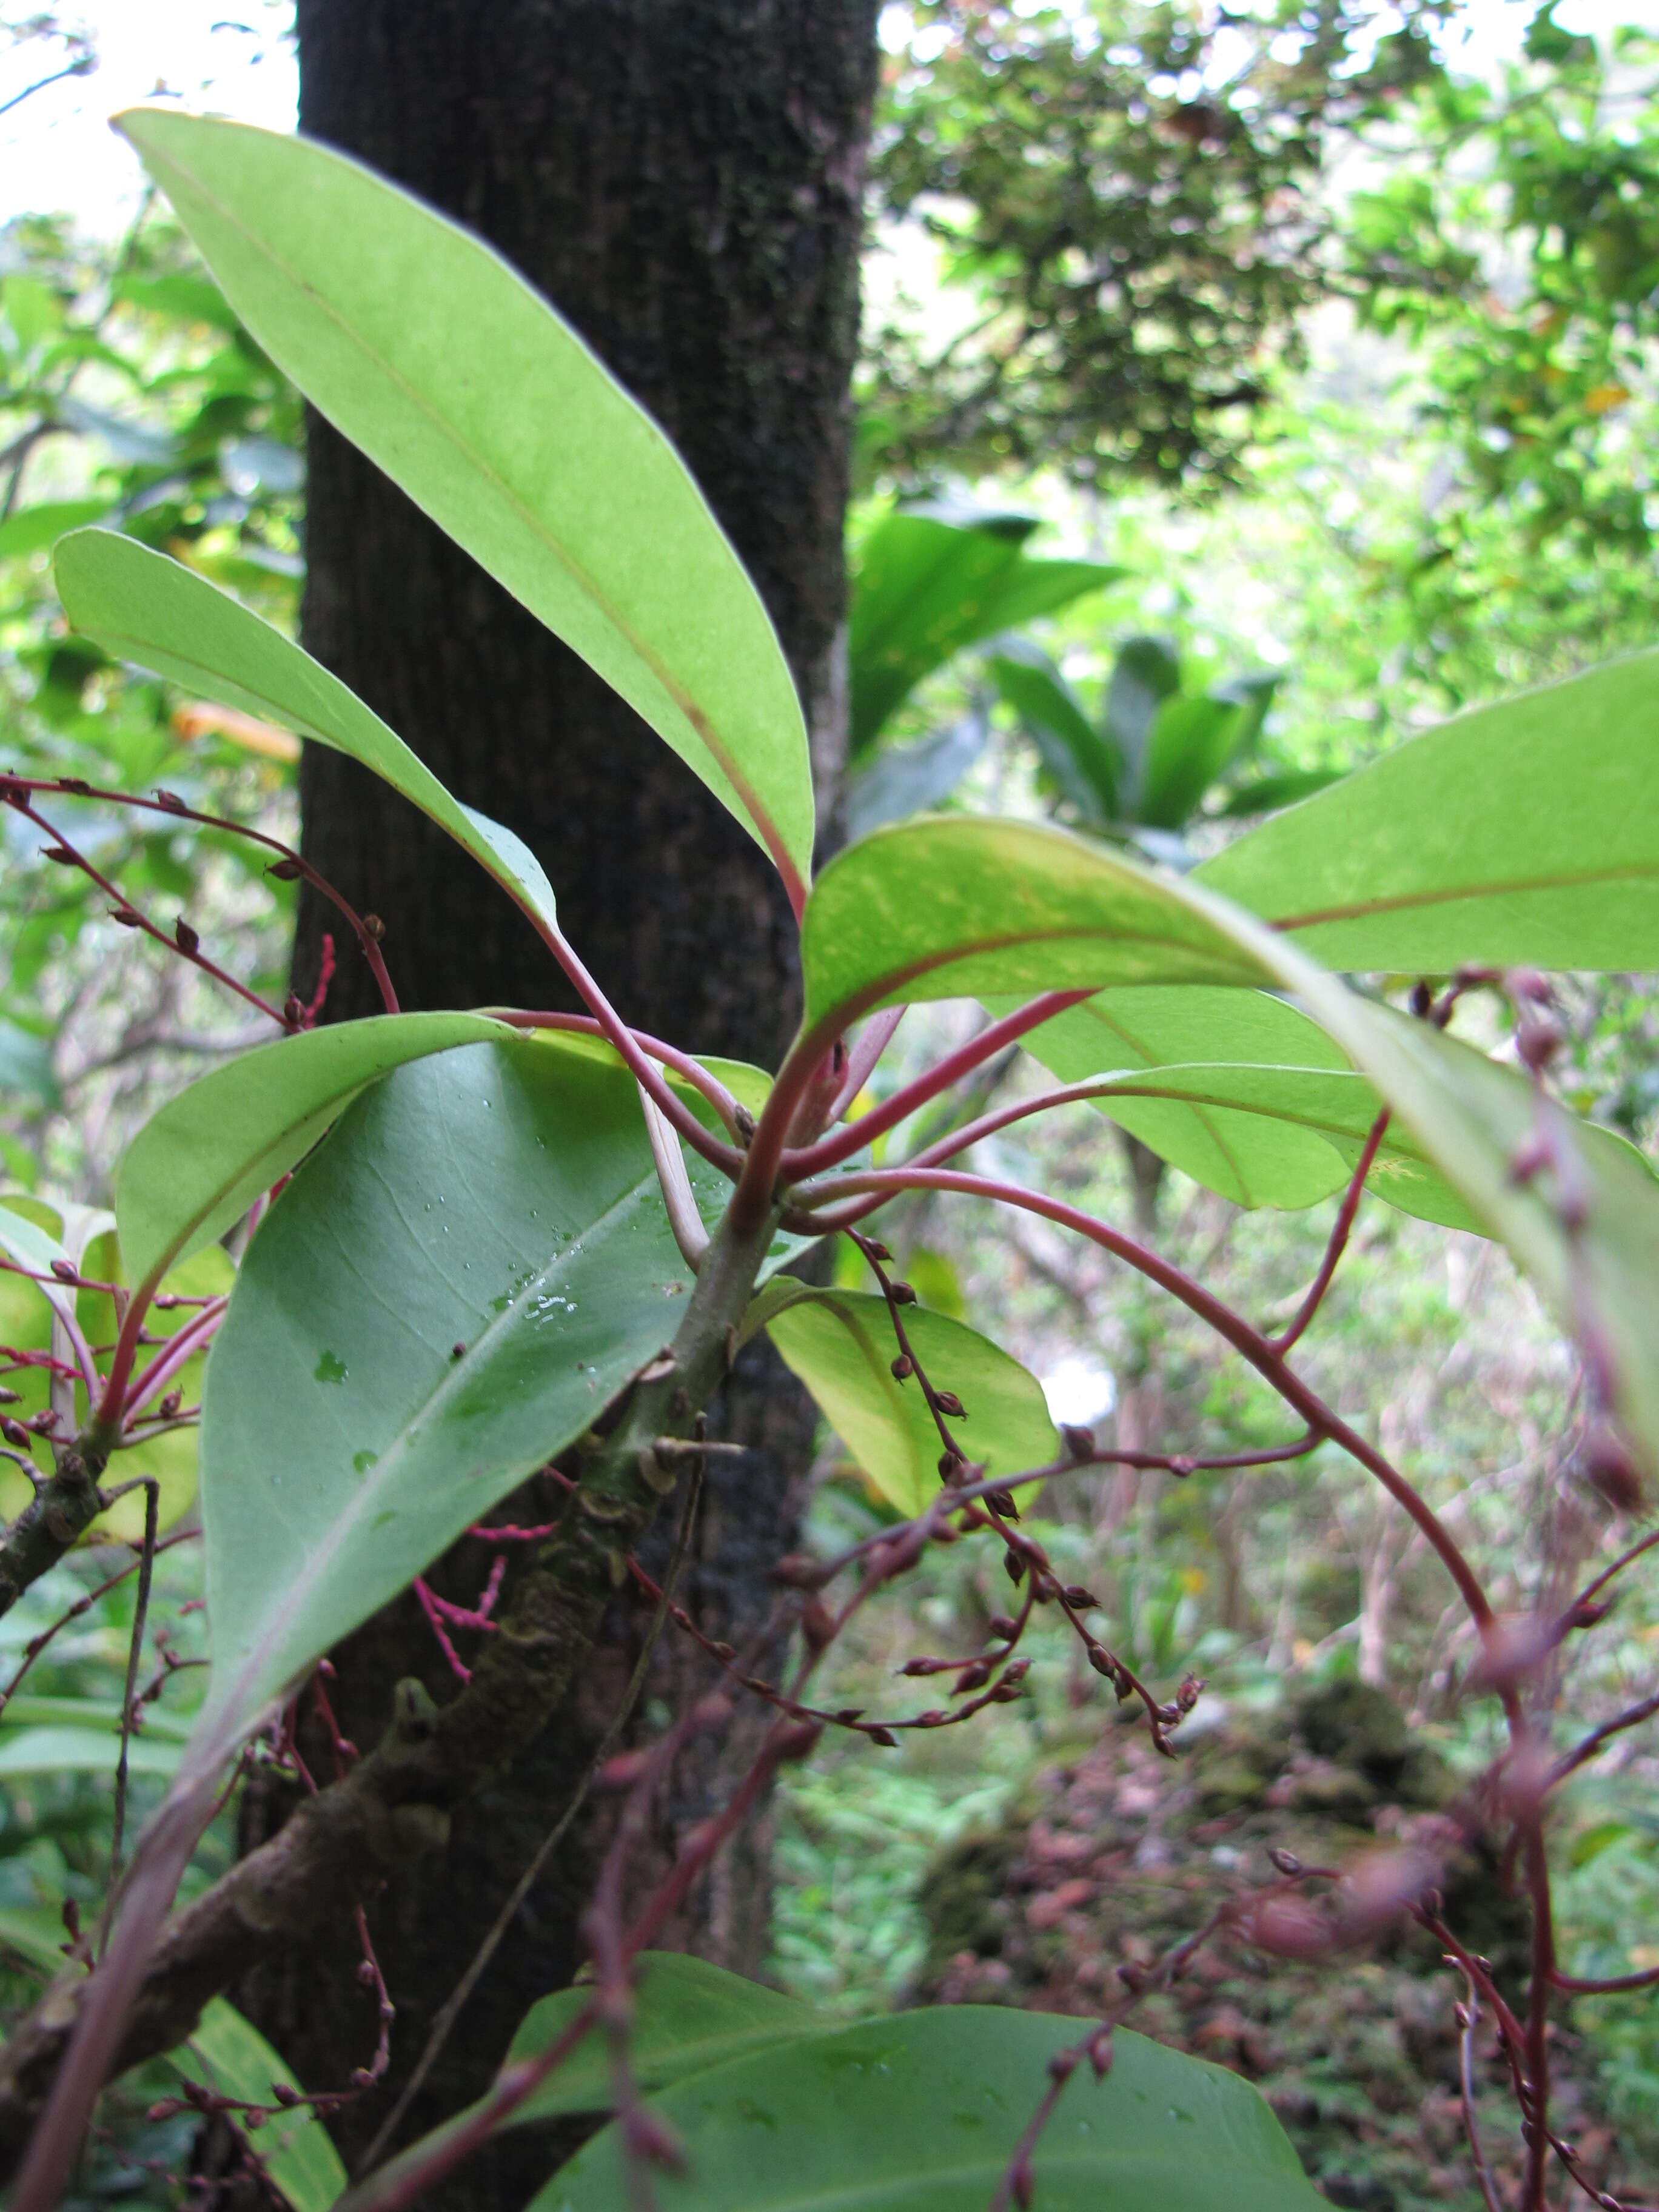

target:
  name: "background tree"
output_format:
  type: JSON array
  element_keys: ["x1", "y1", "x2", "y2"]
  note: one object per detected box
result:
[{"x1": 233, "y1": 1, "x2": 877, "y2": 2189}]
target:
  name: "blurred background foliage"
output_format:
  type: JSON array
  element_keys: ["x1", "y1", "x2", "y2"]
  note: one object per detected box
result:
[{"x1": 3, "y1": 1, "x2": 1659, "y2": 2201}]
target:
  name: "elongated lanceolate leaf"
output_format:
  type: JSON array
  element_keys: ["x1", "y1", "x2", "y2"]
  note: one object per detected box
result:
[
  {"x1": 850, "y1": 504, "x2": 1119, "y2": 755},
  {"x1": 533, "y1": 2010, "x2": 1326, "y2": 2212},
  {"x1": 354, "y1": 1957, "x2": 821, "y2": 2209},
  {"x1": 1196, "y1": 649, "x2": 1659, "y2": 970},
  {"x1": 799, "y1": 816, "x2": 1279, "y2": 1032},
  {"x1": 799, "y1": 811, "x2": 1659, "y2": 1480},
  {"x1": 990, "y1": 643, "x2": 1119, "y2": 823},
  {"x1": 193, "y1": 1037, "x2": 747, "y2": 1743},
  {"x1": 115, "y1": 111, "x2": 814, "y2": 896},
  {"x1": 0, "y1": 1910, "x2": 341, "y2": 2212},
  {"x1": 1013, "y1": 987, "x2": 1352, "y2": 1208},
  {"x1": 845, "y1": 719, "x2": 987, "y2": 843},
  {"x1": 0, "y1": 1727, "x2": 178, "y2": 1779},
  {"x1": 187, "y1": 2002, "x2": 347, "y2": 2212},
  {"x1": 1035, "y1": 1060, "x2": 1657, "y2": 1233},
  {"x1": 117, "y1": 1013, "x2": 516, "y2": 1294},
  {"x1": 1279, "y1": 990, "x2": 1659, "y2": 1478},
  {"x1": 55, "y1": 532, "x2": 561, "y2": 939},
  {"x1": 743, "y1": 1283, "x2": 1059, "y2": 1516}
]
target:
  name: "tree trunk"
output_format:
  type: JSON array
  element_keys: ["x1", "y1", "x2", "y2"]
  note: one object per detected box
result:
[{"x1": 235, "y1": 5, "x2": 877, "y2": 2199}]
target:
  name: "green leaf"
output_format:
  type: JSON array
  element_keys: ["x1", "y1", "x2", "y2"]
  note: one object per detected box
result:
[
  {"x1": 1214, "y1": 767, "x2": 1343, "y2": 819},
  {"x1": 1137, "y1": 695, "x2": 1246, "y2": 832},
  {"x1": 1570, "y1": 1820, "x2": 1635, "y2": 1869},
  {"x1": 504, "y1": 1954, "x2": 815, "y2": 2125},
  {"x1": 0, "y1": 499, "x2": 112, "y2": 561},
  {"x1": 845, "y1": 718, "x2": 987, "y2": 844},
  {"x1": 1281, "y1": 989, "x2": 1659, "y2": 1481},
  {"x1": 0, "y1": 1907, "x2": 343, "y2": 2212},
  {"x1": 0, "y1": 1726, "x2": 179, "y2": 1778},
  {"x1": 799, "y1": 811, "x2": 1659, "y2": 1483},
  {"x1": 532, "y1": 2011, "x2": 1326, "y2": 2212},
  {"x1": 356, "y1": 1957, "x2": 819, "y2": 2208},
  {"x1": 192, "y1": 1036, "x2": 736, "y2": 1744},
  {"x1": 990, "y1": 643, "x2": 1119, "y2": 822},
  {"x1": 1102, "y1": 635, "x2": 1180, "y2": 799},
  {"x1": 116, "y1": 110, "x2": 814, "y2": 895},
  {"x1": 1195, "y1": 651, "x2": 1659, "y2": 970},
  {"x1": 0, "y1": 1198, "x2": 79, "y2": 1338},
  {"x1": 116, "y1": 1012, "x2": 517, "y2": 1295},
  {"x1": 850, "y1": 504, "x2": 1119, "y2": 754},
  {"x1": 0, "y1": 1695, "x2": 190, "y2": 1742},
  {"x1": 743, "y1": 1284, "x2": 1058, "y2": 1515},
  {"x1": 187, "y1": 1999, "x2": 347, "y2": 2212},
  {"x1": 55, "y1": 532, "x2": 562, "y2": 940},
  {"x1": 799, "y1": 816, "x2": 1280, "y2": 1034},
  {"x1": 1044, "y1": 1060, "x2": 1641, "y2": 1232},
  {"x1": 1015, "y1": 988, "x2": 1352, "y2": 1209}
]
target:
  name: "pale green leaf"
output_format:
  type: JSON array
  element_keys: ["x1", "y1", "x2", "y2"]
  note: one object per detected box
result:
[
  {"x1": 0, "y1": 1726, "x2": 179, "y2": 1778},
  {"x1": 187, "y1": 1999, "x2": 347, "y2": 2212},
  {"x1": 1014, "y1": 987, "x2": 1351, "y2": 1209},
  {"x1": 744, "y1": 1283, "x2": 1058, "y2": 1515},
  {"x1": 55, "y1": 532, "x2": 560, "y2": 939},
  {"x1": 1196, "y1": 650, "x2": 1659, "y2": 970},
  {"x1": 115, "y1": 111, "x2": 814, "y2": 893},
  {"x1": 799, "y1": 816, "x2": 1279, "y2": 1034}
]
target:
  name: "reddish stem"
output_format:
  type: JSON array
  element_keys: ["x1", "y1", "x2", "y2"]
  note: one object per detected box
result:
[
  {"x1": 796, "y1": 1165, "x2": 1494, "y2": 1629},
  {"x1": 779, "y1": 990, "x2": 1094, "y2": 1181},
  {"x1": 1273, "y1": 1107, "x2": 1389, "y2": 1354}
]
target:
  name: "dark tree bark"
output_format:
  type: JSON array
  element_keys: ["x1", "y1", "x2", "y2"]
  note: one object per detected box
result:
[{"x1": 233, "y1": 6, "x2": 877, "y2": 2200}]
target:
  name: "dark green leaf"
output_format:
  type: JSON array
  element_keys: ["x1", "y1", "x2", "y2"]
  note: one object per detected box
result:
[
  {"x1": 845, "y1": 718, "x2": 987, "y2": 843},
  {"x1": 116, "y1": 1013, "x2": 518, "y2": 1295},
  {"x1": 990, "y1": 642, "x2": 1118, "y2": 821},
  {"x1": 192, "y1": 1037, "x2": 733, "y2": 1744},
  {"x1": 1214, "y1": 768, "x2": 1344, "y2": 819},
  {"x1": 850, "y1": 505, "x2": 1119, "y2": 754},
  {"x1": 1137, "y1": 695, "x2": 1246, "y2": 831},
  {"x1": 1102, "y1": 635, "x2": 1180, "y2": 798},
  {"x1": 0, "y1": 1914, "x2": 338, "y2": 2211},
  {"x1": 532, "y1": 2011, "x2": 1326, "y2": 2212},
  {"x1": 504, "y1": 1954, "x2": 815, "y2": 2124}
]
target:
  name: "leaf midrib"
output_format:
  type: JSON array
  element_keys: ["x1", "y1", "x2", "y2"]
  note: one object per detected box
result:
[
  {"x1": 1247, "y1": 857, "x2": 1659, "y2": 934},
  {"x1": 813, "y1": 924, "x2": 1267, "y2": 1031},
  {"x1": 203, "y1": 1163, "x2": 662, "y2": 1740},
  {"x1": 133, "y1": 127, "x2": 795, "y2": 880}
]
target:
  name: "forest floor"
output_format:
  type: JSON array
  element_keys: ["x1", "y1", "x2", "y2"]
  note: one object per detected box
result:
[{"x1": 910, "y1": 1678, "x2": 1630, "y2": 2212}]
